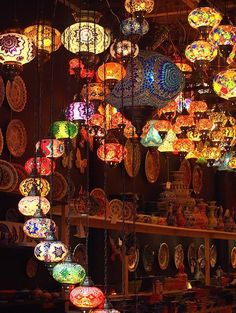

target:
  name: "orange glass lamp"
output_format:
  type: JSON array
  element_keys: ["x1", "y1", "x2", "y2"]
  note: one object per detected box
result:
[
  {"x1": 188, "y1": 100, "x2": 208, "y2": 118},
  {"x1": 110, "y1": 40, "x2": 139, "y2": 62},
  {"x1": 18, "y1": 195, "x2": 50, "y2": 216},
  {"x1": 201, "y1": 146, "x2": 222, "y2": 165},
  {"x1": 174, "y1": 56, "x2": 193, "y2": 78},
  {"x1": 97, "y1": 62, "x2": 126, "y2": 86},
  {"x1": 197, "y1": 117, "x2": 213, "y2": 131},
  {"x1": 24, "y1": 23, "x2": 61, "y2": 62},
  {"x1": 36, "y1": 139, "x2": 65, "y2": 158},
  {"x1": 154, "y1": 119, "x2": 171, "y2": 139},
  {"x1": 175, "y1": 114, "x2": 195, "y2": 130},
  {"x1": 213, "y1": 69, "x2": 236, "y2": 100},
  {"x1": 19, "y1": 178, "x2": 50, "y2": 197},
  {"x1": 228, "y1": 156, "x2": 236, "y2": 169},
  {"x1": 97, "y1": 143, "x2": 126, "y2": 166},
  {"x1": 0, "y1": 31, "x2": 36, "y2": 77},
  {"x1": 124, "y1": 0, "x2": 155, "y2": 16},
  {"x1": 25, "y1": 157, "x2": 55, "y2": 176},
  {"x1": 209, "y1": 128, "x2": 224, "y2": 146},
  {"x1": 185, "y1": 40, "x2": 217, "y2": 68},
  {"x1": 81, "y1": 83, "x2": 110, "y2": 103},
  {"x1": 70, "y1": 276, "x2": 104, "y2": 312},
  {"x1": 173, "y1": 138, "x2": 195, "y2": 156},
  {"x1": 158, "y1": 101, "x2": 178, "y2": 120},
  {"x1": 209, "y1": 111, "x2": 228, "y2": 126}
]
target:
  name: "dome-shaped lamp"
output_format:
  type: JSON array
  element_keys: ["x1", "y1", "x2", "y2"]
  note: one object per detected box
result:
[
  {"x1": 153, "y1": 119, "x2": 172, "y2": 139},
  {"x1": 65, "y1": 101, "x2": 95, "y2": 123},
  {"x1": 23, "y1": 22, "x2": 61, "y2": 63},
  {"x1": 158, "y1": 101, "x2": 178, "y2": 120},
  {"x1": 175, "y1": 113, "x2": 195, "y2": 134},
  {"x1": 124, "y1": 0, "x2": 155, "y2": 17},
  {"x1": 81, "y1": 83, "x2": 110, "y2": 104},
  {"x1": 110, "y1": 40, "x2": 139, "y2": 63},
  {"x1": 213, "y1": 69, "x2": 236, "y2": 100},
  {"x1": 36, "y1": 139, "x2": 65, "y2": 158},
  {"x1": 188, "y1": 100, "x2": 208, "y2": 119},
  {"x1": 23, "y1": 217, "x2": 56, "y2": 239},
  {"x1": 201, "y1": 146, "x2": 222, "y2": 166},
  {"x1": 96, "y1": 62, "x2": 126, "y2": 87},
  {"x1": 92, "y1": 298, "x2": 120, "y2": 313},
  {"x1": 0, "y1": 31, "x2": 36, "y2": 78},
  {"x1": 97, "y1": 143, "x2": 126, "y2": 166},
  {"x1": 196, "y1": 115, "x2": 213, "y2": 142},
  {"x1": 121, "y1": 17, "x2": 149, "y2": 38},
  {"x1": 19, "y1": 177, "x2": 50, "y2": 197},
  {"x1": 18, "y1": 195, "x2": 50, "y2": 216},
  {"x1": 70, "y1": 276, "x2": 104, "y2": 312},
  {"x1": 140, "y1": 120, "x2": 162, "y2": 147},
  {"x1": 173, "y1": 138, "x2": 195, "y2": 157},
  {"x1": 51, "y1": 121, "x2": 78, "y2": 139},
  {"x1": 52, "y1": 253, "x2": 86, "y2": 292},
  {"x1": 158, "y1": 129, "x2": 177, "y2": 153},
  {"x1": 25, "y1": 157, "x2": 56, "y2": 176}
]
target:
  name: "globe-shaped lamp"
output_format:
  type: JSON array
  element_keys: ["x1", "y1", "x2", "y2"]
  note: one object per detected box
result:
[
  {"x1": 97, "y1": 62, "x2": 126, "y2": 85},
  {"x1": 19, "y1": 178, "x2": 50, "y2": 197},
  {"x1": 51, "y1": 121, "x2": 78, "y2": 139},
  {"x1": 213, "y1": 69, "x2": 236, "y2": 100},
  {"x1": 97, "y1": 143, "x2": 126, "y2": 166},
  {"x1": 121, "y1": 17, "x2": 149, "y2": 37},
  {"x1": 124, "y1": 0, "x2": 155, "y2": 16},
  {"x1": 36, "y1": 139, "x2": 65, "y2": 158},
  {"x1": 65, "y1": 101, "x2": 94, "y2": 122},
  {"x1": 23, "y1": 217, "x2": 56, "y2": 239},
  {"x1": 18, "y1": 196, "x2": 50, "y2": 216},
  {"x1": 185, "y1": 40, "x2": 217, "y2": 66},
  {"x1": 25, "y1": 157, "x2": 56, "y2": 176}
]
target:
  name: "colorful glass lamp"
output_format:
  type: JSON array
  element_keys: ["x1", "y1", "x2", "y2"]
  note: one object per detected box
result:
[
  {"x1": 213, "y1": 69, "x2": 236, "y2": 100},
  {"x1": 65, "y1": 101, "x2": 95, "y2": 123},
  {"x1": 121, "y1": 17, "x2": 149, "y2": 37},
  {"x1": 110, "y1": 40, "x2": 139, "y2": 62},
  {"x1": 97, "y1": 143, "x2": 126, "y2": 166},
  {"x1": 18, "y1": 195, "x2": 50, "y2": 216},
  {"x1": 36, "y1": 139, "x2": 65, "y2": 158},
  {"x1": 19, "y1": 178, "x2": 50, "y2": 197},
  {"x1": 0, "y1": 31, "x2": 35, "y2": 77},
  {"x1": 124, "y1": 0, "x2": 155, "y2": 17},
  {"x1": 23, "y1": 217, "x2": 56, "y2": 239},
  {"x1": 97, "y1": 62, "x2": 126, "y2": 86},
  {"x1": 140, "y1": 120, "x2": 162, "y2": 147},
  {"x1": 185, "y1": 40, "x2": 217, "y2": 68},
  {"x1": 81, "y1": 83, "x2": 110, "y2": 103},
  {"x1": 51, "y1": 121, "x2": 78, "y2": 139},
  {"x1": 25, "y1": 157, "x2": 56, "y2": 176},
  {"x1": 92, "y1": 298, "x2": 120, "y2": 313}
]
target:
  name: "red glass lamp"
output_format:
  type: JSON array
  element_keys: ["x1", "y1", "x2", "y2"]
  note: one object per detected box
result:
[
  {"x1": 36, "y1": 139, "x2": 65, "y2": 158},
  {"x1": 173, "y1": 138, "x2": 195, "y2": 156},
  {"x1": 97, "y1": 143, "x2": 126, "y2": 166},
  {"x1": 25, "y1": 157, "x2": 55, "y2": 176}
]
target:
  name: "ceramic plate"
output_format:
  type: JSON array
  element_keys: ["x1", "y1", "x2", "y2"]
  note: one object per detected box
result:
[
  {"x1": 73, "y1": 243, "x2": 86, "y2": 268},
  {"x1": 124, "y1": 139, "x2": 141, "y2": 178},
  {"x1": 198, "y1": 244, "x2": 205, "y2": 269},
  {"x1": 128, "y1": 247, "x2": 139, "y2": 272},
  {"x1": 124, "y1": 202, "x2": 133, "y2": 221},
  {"x1": 174, "y1": 244, "x2": 184, "y2": 269},
  {"x1": 187, "y1": 242, "x2": 196, "y2": 272},
  {"x1": 0, "y1": 128, "x2": 4, "y2": 156},
  {"x1": 0, "y1": 75, "x2": 5, "y2": 107},
  {"x1": 6, "y1": 119, "x2": 27, "y2": 157},
  {"x1": 52, "y1": 171, "x2": 68, "y2": 201},
  {"x1": 192, "y1": 165, "x2": 203, "y2": 194},
  {"x1": 179, "y1": 159, "x2": 191, "y2": 188},
  {"x1": 158, "y1": 242, "x2": 169, "y2": 270},
  {"x1": 90, "y1": 188, "x2": 109, "y2": 217},
  {"x1": 231, "y1": 247, "x2": 236, "y2": 269},
  {"x1": 0, "y1": 160, "x2": 18, "y2": 192},
  {"x1": 109, "y1": 199, "x2": 123, "y2": 220},
  {"x1": 12, "y1": 163, "x2": 27, "y2": 193},
  {"x1": 143, "y1": 244, "x2": 154, "y2": 272},
  {"x1": 210, "y1": 244, "x2": 217, "y2": 268},
  {"x1": 145, "y1": 149, "x2": 161, "y2": 183},
  {"x1": 6, "y1": 76, "x2": 27, "y2": 112}
]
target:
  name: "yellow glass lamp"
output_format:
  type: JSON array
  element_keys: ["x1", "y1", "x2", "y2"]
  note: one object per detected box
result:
[
  {"x1": 97, "y1": 62, "x2": 126, "y2": 85},
  {"x1": 18, "y1": 196, "x2": 50, "y2": 216},
  {"x1": 209, "y1": 25, "x2": 236, "y2": 58},
  {"x1": 213, "y1": 69, "x2": 236, "y2": 100},
  {"x1": 124, "y1": 0, "x2": 155, "y2": 16},
  {"x1": 19, "y1": 178, "x2": 50, "y2": 197},
  {"x1": 187, "y1": 130, "x2": 202, "y2": 142},
  {"x1": 185, "y1": 40, "x2": 217, "y2": 67},
  {"x1": 81, "y1": 83, "x2": 110, "y2": 103},
  {"x1": 228, "y1": 156, "x2": 236, "y2": 169},
  {"x1": 158, "y1": 129, "x2": 177, "y2": 153},
  {"x1": 188, "y1": 7, "x2": 222, "y2": 32},
  {"x1": 201, "y1": 146, "x2": 221, "y2": 165}
]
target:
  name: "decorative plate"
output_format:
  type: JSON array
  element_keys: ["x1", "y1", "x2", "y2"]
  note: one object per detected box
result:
[
  {"x1": 0, "y1": 160, "x2": 18, "y2": 192},
  {"x1": 231, "y1": 247, "x2": 236, "y2": 269},
  {"x1": 192, "y1": 165, "x2": 203, "y2": 194},
  {"x1": 198, "y1": 244, "x2": 205, "y2": 269},
  {"x1": 158, "y1": 242, "x2": 169, "y2": 270},
  {"x1": 0, "y1": 128, "x2": 4, "y2": 156},
  {"x1": 0, "y1": 75, "x2": 5, "y2": 107},
  {"x1": 174, "y1": 244, "x2": 184, "y2": 269},
  {"x1": 145, "y1": 149, "x2": 161, "y2": 183},
  {"x1": 52, "y1": 171, "x2": 68, "y2": 201},
  {"x1": 26, "y1": 257, "x2": 38, "y2": 278},
  {"x1": 179, "y1": 159, "x2": 191, "y2": 188},
  {"x1": 6, "y1": 76, "x2": 27, "y2": 112},
  {"x1": 12, "y1": 163, "x2": 27, "y2": 193},
  {"x1": 210, "y1": 244, "x2": 217, "y2": 268},
  {"x1": 187, "y1": 242, "x2": 196, "y2": 271},
  {"x1": 109, "y1": 199, "x2": 123, "y2": 220},
  {"x1": 124, "y1": 139, "x2": 141, "y2": 178},
  {"x1": 90, "y1": 188, "x2": 109, "y2": 217},
  {"x1": 0, "y1": 223, "x2": 11, "y2": 243},
  {"x1": 73, "y1": 243, "x2": 86, "y2": 268},
  {"x1": 6, "y1": 119, "x2": 27, "y2": 157},
  {"x1": 124, "y1": 202, "x2": 133, "y2": 221},
  {"x1": 142, "y1": 244, "x2": 154, "y2": 272},
  {"x1": 128, "y1": 247, "x2": 139, "y2": 272}
]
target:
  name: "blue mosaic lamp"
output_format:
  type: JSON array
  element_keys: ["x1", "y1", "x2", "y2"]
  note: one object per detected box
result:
[{"x1": 121, "y1": 17, "x2": 149, "y2": 37}]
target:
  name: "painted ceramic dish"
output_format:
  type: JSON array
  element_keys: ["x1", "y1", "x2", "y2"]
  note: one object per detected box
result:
[
  {"x1": 90, "y1": 188, "x2": 109, "y2": 217},
  {"x1": 128, "y1": 247, "x2": 139, "y2": 272},
  {"x1": 0, "y1": 75, "x2": 5, "y2": 107},
  {"x1": 124, "y1": 139, "x2": 141, "y2": 178},
  {"x1": 12, "y1": 163, "x2": 27, "y2": 193},
  {"x1": 187, "y1": 242, "x2": 196, "y2": 272},
  {"x1": 145, "y1": 149, "x2": 161, "y2": 183},
  {"x1": 109, "y1": 199, "x2": 123, "y2": 220},
  {"x1": 210, "y1": 244, "x2": 217, "y2": 268},
  {"x1": 192, "y1": 165, "x2": 203, "y2": 194},
  {"x1": 198, "y1": 244, "x2": 205, "y2": 269},
  {"x1": 0, "y1": 128, "x2": 4, "y2": 156},
  {"x1": 0, "y1": 160, "x2": 18, "y2": 192},
  {"x1": 174, "y1": 244, "x2": 184, "y2": 269},
  {"x1": 158, "y1": 242, "x2": 169, "y2": 270},
  {"x1": 179, "y1": 159, "x2": 191, "y2": 188},
  {"x1": 6, "y1": 119, "x2": 27, "y2": 157},
  {"x1": 6, "y1": 76, "x2": 27, "y2": 112},
  {"x1": 143, "y1": 244, "x2": 154, "y2": 272},
  {"x1": 124, "y1": 202, "x2": 133, "y2": 220},
  {"x1": 52, "y1": 171, "x2": 68, "y2": 201},
  {"x1": 231, "y1": 247, "x2": 236, "y2": 269}
]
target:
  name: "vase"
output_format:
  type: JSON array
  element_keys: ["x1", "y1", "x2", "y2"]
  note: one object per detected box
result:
[
  {"x1": 176, "y1": 205, "x2": 186, "y2": 227},
  {"x1": 208, "y1": 203, "x2": 217, "y2": 229},
  {"x1": 198, "y1": 200, "x2": 208, "y2": 229}
]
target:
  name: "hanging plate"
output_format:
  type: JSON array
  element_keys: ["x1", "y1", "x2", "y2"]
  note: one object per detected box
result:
[
  {"x1": 179, "y1": 159, "x2": 191, "y2": 188},
  {"x1": 109, "y1": 199, "x2": 123, "y2": 220},
  {"x1": 145, "y1": 148, "x2": 160, "y2": 183},
  {"x1": 142, "y1": 244, "x2": 154, "y2": 272},
  {"x1": 174, "y1": 244, "x2": 184, "y2": 269},
  {"x1": 0, "y1": 160, "x2": 18, "y2": 192},
  {"x1": 231, "y1": 247, "x2": 236, "y2": 269},
  {"x1": 6, "y1": 76, "x2": 27, "y2": 112},
  {"x1": 192, "y1": 164, "x2": 203, "y2": 194},
  {"x1": 90, "y1": 188, "x2": 109, "y2": 217},
  {"x1": 0, "y1": 128, "x2": 4, "y2": 156},
  {"x1": 12, "y1": 163, "x2": 27, "y2": 193},
  {"x1": 6, "y1": 119, "x2": 27, "y2": 157},
  {"x1": 210, "y1": 244, "x2": 217, "y2": 268},
  {"x1": 0, "y1": 76, "x2": 5, "y2": 107},
  {"x1": 128, "y1": 247, "x2": 139, "y2": 272},
  {"x1": 124, "y1": 139, "x2": 141, "y2": 178},
  {"x1": 198, "y1": 244, "x2": 205, "y2": 269},
  {"x1": 158, "y1": 242, "x2": 169, "y2": 270}
]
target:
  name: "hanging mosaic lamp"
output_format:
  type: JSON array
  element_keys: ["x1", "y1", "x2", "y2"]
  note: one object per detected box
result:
[
  {"x1": 175, "y1": 114, "x2": 195, "y2": 131},
  {"x1": 69, "y1": 58, "x2": 95, "y2": 79},
  {"x1": 188, "y1": 2, "x2": 222, "y2": 36},
  {"x1": 19, "y1": 178, "x2": 50, "y2": 197},
  {"x1": 201, "y1": 146, "x2": 222, "y2": 165},
  {"x1": 97, "y1": 143, "x2": 126, "y2": 166},
  {"x1": 0, "y1": 31, "x2": 36, "y2": 77},
  {"x1": 213, "y1": 69, "x2": 236, "y2": 100},
  {"x1": 227, "y1": 44, "x2": 236, "y2": 65},
  {"x1": 187, "y1": 129, "x2": 202, "y2": 142},
  {"x1": 70, "y1": 276, "x2": 104, "y2": 311},
  {"x1": 36, "y1": 139, "x2": 65, "y2": 158},
  {"x1": 174, "y1": 56, "x2": 193, "y2": 78},
  {"x1": 34, "y1": 231, "x2": 68, "y2": 263},
  {"x1": 153, "y1": 119, "x2": 171, "y2": 139},
  {"x1": 25, "y1": 157, "x2": 56, "y2": 176},
  {"x1": 121, "y1": 17, "x2": 149, "y2": 37},
  {"x1": 96, "y1": 62, "x2": 126, "y2": 85},
  {"x1": 158, "y1": 129, "x2": 177, "y2": 153},
  {"x1": 158, "y1": 101, "x2": 178, "y2": 120},
  {"x1": 228, "y1": 156, "x2": 236, "y2": 169},
  {"x1": 23, "y1": 23, "x2": 61, "y2": 62},
  {"x1": 173, "y1": 138, "x2": 195, "y2": 155},
  {"x1": 62, "y1": 11, "x2": 111, "y2": 55},
  {"x1": 52, "y1": 253, "x2": 86, "y2": 285},
  {"x1": 208, "y1": 110, "x2": 228, "y2": 126},
  {"x1": 185, "y1": 40, "x2": 217, "y2": 67},
  {"x1": 51, "y1": 121, "x2": 78, "y2": 139},
  {"x1": 23, "y1": 217, "x2": 56, "y2": 239},
  {"x1": 140, "y1": 120, "x2": 162, "y2": 147},
  {"x1": 65, "y1": 101, "x2": 95, "y2": 122},
  {"x1": 124, "y1": 0, "x2": 155, "y2": 16},
  {"x1": 217, "y1": 151, "x2": 235, "y2": 171},
  {"x1": 92, "y1": 298, "x2": 120, "y2": 313},
  {"x1": 110, "y1": 40, "x2": 139, "y2": 62},
  {"x1": 185, "y1": 149, "x2": 201, "y2": 160},
  {"x1": 81, "y1": 83, "x2": 110, "y2": 103},
  {"x1": 188, "y1": 100, "x2": 208, "y2": 118},
  {"x1": 209, "y1": 128, "x2": 224, "y2": 146},
  {"x1": 18, "y1": 195, "x2": 50, "y2": 216}
]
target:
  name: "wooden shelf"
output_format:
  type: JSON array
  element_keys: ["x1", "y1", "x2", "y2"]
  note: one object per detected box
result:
[{"x1": 70, "y1": 215, "x2": 236, "y2": 241}]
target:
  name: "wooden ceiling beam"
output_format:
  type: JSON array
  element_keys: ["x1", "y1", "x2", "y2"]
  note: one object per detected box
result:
[{"x1": 181, "y1": 0, "x2": 196, "y2": 9}]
